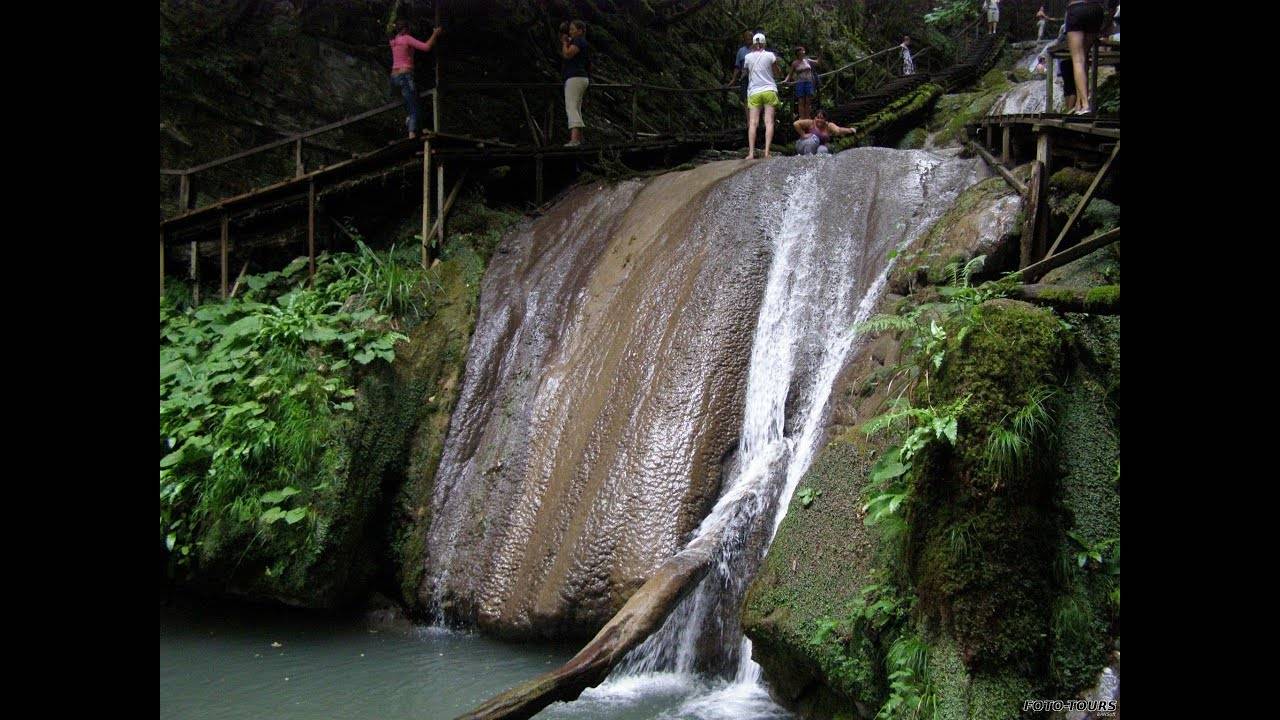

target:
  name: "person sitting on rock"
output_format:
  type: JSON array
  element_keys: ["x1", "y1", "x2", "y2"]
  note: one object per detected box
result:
[{"x1": 793, "y1": 110, "x2": 856, "y2": 156}]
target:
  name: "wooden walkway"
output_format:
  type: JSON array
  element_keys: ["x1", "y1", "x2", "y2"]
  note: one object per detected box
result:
[
  {"x1": 964, "y1": 42, "x2": 1120, "y2": 275},
  {"x1": 160, "y1": 20, "x2": 1004, "y2": 299}
]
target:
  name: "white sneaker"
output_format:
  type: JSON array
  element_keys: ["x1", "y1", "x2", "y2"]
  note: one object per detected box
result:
[{"x1": 564, "y1": 140, "x2": 582, "y2": 147}]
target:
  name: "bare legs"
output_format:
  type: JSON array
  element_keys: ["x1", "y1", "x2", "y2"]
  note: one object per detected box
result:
[
  {"x1": 1067, "y1": 30, "x2": 1098, "y2": 112},
  {"x1": 763, "y1": 104, "x2": 775, "y2": 157},
  {"x1": 746, "y1": 104, "x2": 760, "y2": 159},
  {"x1": 798, "y1": 95, "x2": 811, "y2": 120}
]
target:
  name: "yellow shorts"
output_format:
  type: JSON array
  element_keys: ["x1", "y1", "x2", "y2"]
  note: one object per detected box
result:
[{"x1": 746, "y1": 90, "x2": 780, "y2": 109}]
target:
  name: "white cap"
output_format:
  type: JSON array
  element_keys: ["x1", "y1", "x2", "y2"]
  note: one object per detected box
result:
[{"x1": 752, "y1": 33, "x2": 766, "y2": 45}]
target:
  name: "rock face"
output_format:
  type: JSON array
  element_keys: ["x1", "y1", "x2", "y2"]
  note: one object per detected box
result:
[
  {"x1": 420, "y1": 161, "x2": 767, "y2": 638},
  {"x1": 888, "y1": 175, "x2": 1021, "y2": 295}
]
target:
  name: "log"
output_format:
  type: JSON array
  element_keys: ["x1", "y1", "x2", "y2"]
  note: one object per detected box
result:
[
  {"x1": 1021, "y1": 227, "x2": 1120, "y2": 283},
  {"x1": 1008, "y1": 283, "x2": 1119, "y2": 314},
  {"x1": 454, "y1": 531, "x2": 719, "y2": 720}
]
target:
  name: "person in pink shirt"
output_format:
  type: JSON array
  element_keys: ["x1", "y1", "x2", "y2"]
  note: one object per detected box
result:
[{"x1": 389, "y1": 19, "x2": 443, "y2": 139}]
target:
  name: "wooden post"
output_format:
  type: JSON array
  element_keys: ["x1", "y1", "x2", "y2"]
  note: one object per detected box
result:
[
  {"x1": 1033, "y1": 131, "x2": 1053, "y2": 261},
  {"x1": 535, "y1": 155, "x2": 544, "y2": 204},
  {"x1": 1089, "y1": 41, "x2": 1099, "y2": 107},
  {"x1": 308, "y1": 180, "x2": 317, "y2": 283},
  {"x1": 433, "y1": 1, "x2": 442, "y2": 133},
  {"x1": 295, "y1": 138, "x2": 304, "y2": 178},
  {"x1": 159, "y1": 231, "x2": 165, "y2": 298},
  {"x1": 422, "y1": 139, "x2": 431, "y2": 267},
  {"x1": 189, "y1": 238, "x2": 200, "y2": 306},
  {"x1": 1020, "y1": 161, "x2": 1044, "y2": 269},
  {"x1": 220, "y1": 213, "x2": 229, "y2": 300},
  {"x1": 1046, "y1": 53, "x2": 1055, "y2": 112},
  {"x1": 986, "y1": 124, "x2": 994, "y2": 150},
  {"x1": 178, "y1": 173, "x2": 192, "y2": 211},
  {"x1": 1001, "y1": 124, "x2": 1011, "y2": 165},
  {"x1": 520, "y1": 90, "x2": 541, "y2": 147},
  {"x1": 436, "y1": 163, "x2": 445, "y2": 249},
  {"x1": 631, "y1": 87, "x2": 638, "y2": 139},
  {"x1": 1046, "y1": 141, "x2": 1119, "y2": 257}
]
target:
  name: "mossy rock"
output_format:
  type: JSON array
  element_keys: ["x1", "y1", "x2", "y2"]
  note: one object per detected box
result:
[
  {"x1": 910, "y1": 301, "x2": 1064, "y2": 669},
  {"x1": 1040, "y1": 242, "x2": 1120, "y2": 288},
  {"x1": 898, "y1": 127, "x2": 928, "y2": 150},
  {"x1": 742, "y1": 428, "x2": 891, "y2": 715},
  {"x1": 888, "y1": 175, "x2": 1023, "y2": 295}
]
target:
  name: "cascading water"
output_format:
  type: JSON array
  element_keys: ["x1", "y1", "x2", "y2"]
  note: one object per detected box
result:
[
  {"x1": 423, "y1": 146, "x2": 988, "y2": 718},
  {"x1": 571, "y1": 148, "x2": 987, "y2": 716}
]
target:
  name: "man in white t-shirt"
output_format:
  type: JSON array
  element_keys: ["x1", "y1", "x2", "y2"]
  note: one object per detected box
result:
[{"x1": 742, "y1": 32, "x2": 785, "y2": 160}]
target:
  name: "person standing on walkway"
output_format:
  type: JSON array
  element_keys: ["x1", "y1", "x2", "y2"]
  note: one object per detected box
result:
[
  {"x1": 1036, "y1": 6, "x2": 1050, "y2": 40},
  {"x1": 900, "y1": 36, "x2": 915, "y2": 76},
  {"x1": 742, "y1": 32, "x2": 784, "y2": 160},
  {"x1": 1064, "y1": 0, "x2": 1106, "y2": 114},
  {"x1": 784, "y1": 46, "x2": 820, "y2": 120},
  {"x1": 389, "y1": 19, "x2": 443, "y2": 140},
  {"x1": 728, "y1": 30, "x2": 755, "y2": 126},
  {"x1": 986, "y1": 0, "x2": 1001, "y2": 34},
  {"x1": 561, "y1": 20, "x2": 591, "y2": 147}
]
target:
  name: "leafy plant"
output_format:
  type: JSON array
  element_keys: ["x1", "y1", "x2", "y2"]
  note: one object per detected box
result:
[
  {"x1": 878, "y1": 634, "x2": 937, "y2": 720},
  {"x1": 160, "y1": 247, "x2": 418, "y2": 576},
  {"x1": 982, "y1": 385, "x2": 1057, "y2": 488},
  {"x1": 1065, "y1": 532, "x2": 1118, "y2": 570},
  {"x1": 798, "y1": 487, "x2": 823, "y2": 508}
]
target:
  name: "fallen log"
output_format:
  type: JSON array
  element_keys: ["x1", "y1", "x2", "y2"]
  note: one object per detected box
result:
[
  {"x1": 1008, "y1": 283, "x2": 1120, "y2": 314},
  {"x1": 454, "y1": 531, "x2": 719, "y2": 720}
]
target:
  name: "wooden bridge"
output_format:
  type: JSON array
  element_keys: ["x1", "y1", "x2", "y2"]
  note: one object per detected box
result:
[
  {"x1": 963, "y1": 40, "x2": 1120, "y2": 282},
  {"x1": 159, "y1": 20, "x2": 1002, "y2": 301}
]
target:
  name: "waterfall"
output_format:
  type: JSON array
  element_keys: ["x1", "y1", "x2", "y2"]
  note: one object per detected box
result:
[{"x1": 602, "y1": 149, "x2": 985, "y2": 711}]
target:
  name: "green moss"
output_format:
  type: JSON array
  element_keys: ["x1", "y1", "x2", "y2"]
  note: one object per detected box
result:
[
  {"x1": 1083, "y1": 285, "x2": 1120, "y2": 310},
  {"x1": 967, "y1": 670, "x2": 1037, "y2": 719},
  {"x1": 898, "y1": 127, "x2": 928, "y2": 150},
  {"x1": 742, "y1": 429, "x2": 891, "y2": 710},
  {"x1": 1037, "y1": 287, "x2": 1079, "y2": 304},
  {"x1": 910, "y1": 301, "x2": 1064, "y2": 669},
  {"x1": 831, "y1": 83, "x2": 943, "y2": 152}
]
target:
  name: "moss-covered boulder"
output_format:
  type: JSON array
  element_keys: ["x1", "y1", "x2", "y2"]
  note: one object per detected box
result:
[
  {"x1": 889, "y1": 175, "x2": 1024, "y2": 295},
  {"x1": 742, "y1": 430, "x2": 890, "y2": 718}
]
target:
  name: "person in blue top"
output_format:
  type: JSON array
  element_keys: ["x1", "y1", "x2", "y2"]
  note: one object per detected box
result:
[
  {"x1": 728, "y1": 30, "x2": 754, "y2": 126},
  {"x1": 561, "y1": 20, "x2": 590, "y2": 146}
]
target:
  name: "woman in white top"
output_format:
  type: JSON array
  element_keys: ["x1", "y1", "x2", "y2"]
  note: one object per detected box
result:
[
  {"x1": 986, "y1": 0, "x2": 1000, "y2": 35},
  {"x1": 741, "y1": 32, "x2": 785, "y2": 160}
]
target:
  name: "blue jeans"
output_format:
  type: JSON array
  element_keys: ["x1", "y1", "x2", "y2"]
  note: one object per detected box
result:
[
  {"x1": 391, "y1": 73, "x2": 419, "y2": 135},
  {"x1": 796, "y1": 135, "x2": 830, "y2": 155}
]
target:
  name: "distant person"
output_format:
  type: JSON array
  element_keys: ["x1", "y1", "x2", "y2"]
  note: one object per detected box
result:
[
  {"x1": 900, "y1": 36, "x2": 915, "y2": 76},
  {"x1": 793, "y1": 110, "x2": 856, "y2": 155},
  {"x1": 742, "y1": 32, "x2": 785, "y2": 159},
  {"x1": 1036, "y1": 7, "x2": 1049, "y2": 40},
  {"x1": 728, "y1": 30, "x2": 755, "y2": 125},
  {"x1": 1064, "y1": 0, "x2": 1106, "y2": 114},
  {"x1": 986, "y1": 0, "x2": 1001, "y2": 34},
  {"x1": 1108, "y1": 3, "x2": 1120, "y2": 43},
  {"x1": 561, "y1": 20, "x2": 591, "y2": 146},
  {"x1": 784, "y1": 46, "x2": 820, "y2": 120},
  {"x1": 389, "y1": 20, "x2": 443, "y2": 140}
]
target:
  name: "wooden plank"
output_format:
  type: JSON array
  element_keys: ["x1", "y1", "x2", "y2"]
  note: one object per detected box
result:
[
  {"x1": 220, "y1": 213, "x2": 229, "y2": 300},
  {"x1": 308, "y1": 180, "x2": 317, "y2": 283},
  {"x1": 1020, "y1": 161, "x2": 1044, "y2": 269},
  {"x1": 190, "y1": 239, "x2": 200, "y2": 305},
  {"x1": 1033, "y1": 131, "x2": 1053, "y2": 262},
  {"x1": 424, "y1": 169, "x2": 469, "y2": 241},
  {"x1": 436, "y1": 163, "x2": 445, "y2": 248},
  {"x1": 178, "y1": 173, "x2": 192, "y2": 210},
  {"x1": 1045, "y1": 141, "x2": 1119, "y2": 257},
  {"x1": 295, "y1": 139, "x2": 304, "y2": 178},
  {"x1": 966, "y1": 140, "x2": 1027, "y2": 196},
  {"x1": 229, "y1": 259, "x2": 251, "y2": 298},
  {"x1": 1021, "y1": 227, "x2": 1120, "y2": 283},
  {"x1": 160, "y1": 231, "x2": 166, "y2": 298},
  {"x1": 1001, "y1": 124, "x2": 1011, "y2": 165},
  {"x1": 422, "y1": 139, "x2": 431, "y2": 267}
]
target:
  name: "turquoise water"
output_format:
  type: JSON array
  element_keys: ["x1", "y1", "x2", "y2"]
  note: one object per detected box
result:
[{"x1": 160, "y1": 597, "x2": 790, "y2": 720}]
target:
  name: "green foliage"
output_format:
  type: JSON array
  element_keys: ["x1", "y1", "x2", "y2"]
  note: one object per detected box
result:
[
  {"x1": 982, "y1": 385, "x2": 1057, "y2": 487},
  {"x1": 924, "y1": 1, "x2": 979, "y2": 29},
  {"x1": 798, "y1": 487, "x2": 823, "y2": 508},
  {"x1": 878, "y1": 634, "x2": 937, "y2": 720},
  {"x1": 1066, "y1": 532, "x2": 1118, "y2": 571},
  {"x1": 160, "y1": 247, "x2": 414, "y2": 576}
]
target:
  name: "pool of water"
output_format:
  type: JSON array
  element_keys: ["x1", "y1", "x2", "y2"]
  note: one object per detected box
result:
[{"x1": 160, "y1": 597, "x2": 791, "y2": 720}]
